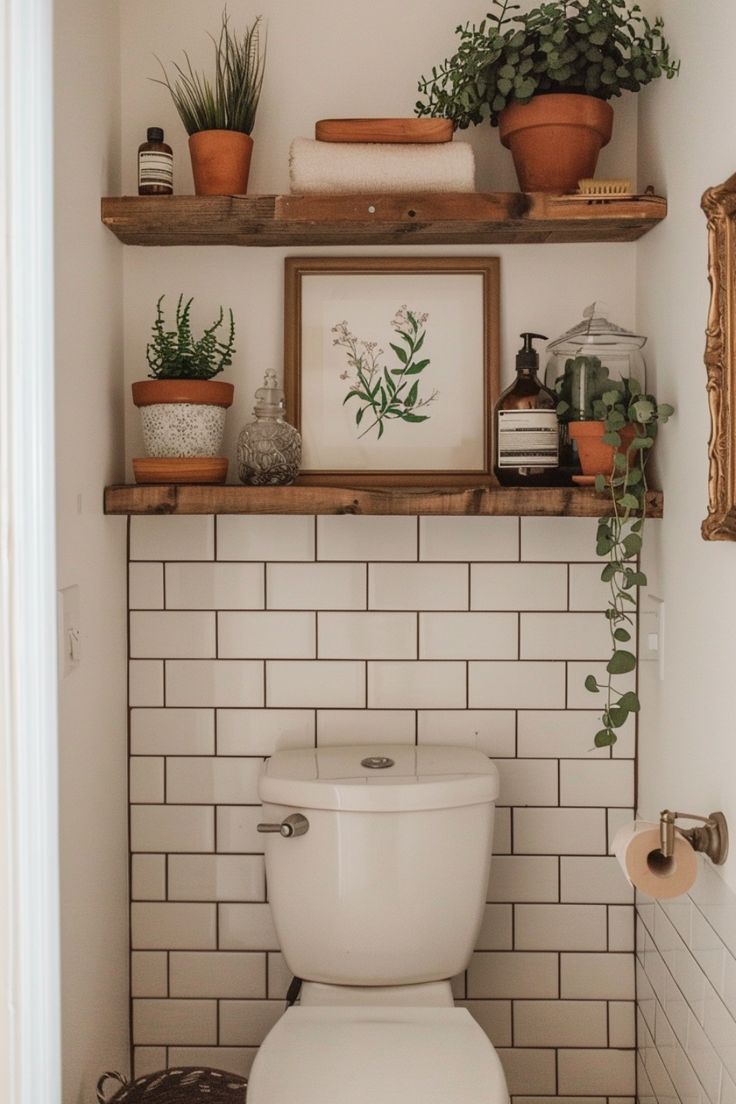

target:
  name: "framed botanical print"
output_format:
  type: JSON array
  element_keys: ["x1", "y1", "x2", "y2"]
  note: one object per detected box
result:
[{"x1": 284, "y1": 256, "x2": 500, "y2": 486}]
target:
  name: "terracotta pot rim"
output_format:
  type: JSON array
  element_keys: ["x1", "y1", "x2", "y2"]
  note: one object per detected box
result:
[
  {"x1": 132, "y1": 379, "x2": 234, "y2": 408},
  {"x1": 499, "y1": 93, "x2": 614, "y2": 146},
  {"x1": 188, "y1": 129, "x2": 254, "y2": 142},
  {"x1": 568, "y1": 420, "x2": 636, "y2": 438}
]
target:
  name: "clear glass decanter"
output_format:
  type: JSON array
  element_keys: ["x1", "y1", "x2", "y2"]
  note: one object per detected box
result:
[{"x1": 237, "y1": 371, "x2": 302, "y2": 486}]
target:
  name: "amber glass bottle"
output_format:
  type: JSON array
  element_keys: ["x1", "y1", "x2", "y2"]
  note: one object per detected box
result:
[
  {"x1": 138, "y1": 127, "x2": 173, "y2": 195},
  {"x1": 494, "y1": 333, "x2": 560, "y2": 487}
]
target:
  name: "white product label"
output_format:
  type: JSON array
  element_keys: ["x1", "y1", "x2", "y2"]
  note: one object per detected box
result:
[
  {"x1": 138, "y1": 151, "x2": 173, "y2": 187},
  {"x1": 497, "y1": 409, "x2": 559, "y2": 468}
]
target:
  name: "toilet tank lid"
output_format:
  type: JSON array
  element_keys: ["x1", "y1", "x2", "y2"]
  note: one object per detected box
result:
[{"x1": 258, "y1": 744, "x2": 499, "y2": 812}]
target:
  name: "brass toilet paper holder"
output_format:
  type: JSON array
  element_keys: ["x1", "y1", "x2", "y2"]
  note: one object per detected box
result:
[{"x1": 659, "y1": 809, "x2": 729, "y2": 865}]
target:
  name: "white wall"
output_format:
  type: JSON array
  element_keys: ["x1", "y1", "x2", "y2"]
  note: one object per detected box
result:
[
  {"x1": 120, "y1": 0, "x2": 639, "y2": 478},
  {"x1": 636, "y1": 0, "x2": 736, "y2": 891},
  {"x1": 55, "y1": 0, "x2": 130, "y2": 1097}
]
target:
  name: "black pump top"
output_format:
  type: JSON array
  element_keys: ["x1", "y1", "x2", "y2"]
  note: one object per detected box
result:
[
  {"x1": 146, "y1": 127, "x2": 165, "y2": 143},
  {"x1": 516, "y1": 332, "x2": 547, "y2": 372}
]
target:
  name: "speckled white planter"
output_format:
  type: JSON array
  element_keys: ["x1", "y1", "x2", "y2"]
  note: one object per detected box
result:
[
  {"x1": 132, "y1": 379, "x2": 234, "y2": 459},
  {"x1": 140, "y1": 402, "x2": 226, "y2": 457}
]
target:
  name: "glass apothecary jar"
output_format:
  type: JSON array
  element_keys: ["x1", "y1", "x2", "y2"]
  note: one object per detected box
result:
[
  {"x1": 237, "y1": 371, "x2": 302, "y2": 486},
  {"x1": 545, "y1": 302, "x2": 647, "y2": 419}
]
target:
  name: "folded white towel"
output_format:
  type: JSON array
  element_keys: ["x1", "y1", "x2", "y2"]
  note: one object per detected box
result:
[{"x1": 289, "y1": 137, "x2": 475, "y2": 195}]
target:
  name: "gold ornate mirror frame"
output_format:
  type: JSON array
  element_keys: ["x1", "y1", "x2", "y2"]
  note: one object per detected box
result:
[{"x1": 703, "y1": 173, "x2": 736, "y2": 540}]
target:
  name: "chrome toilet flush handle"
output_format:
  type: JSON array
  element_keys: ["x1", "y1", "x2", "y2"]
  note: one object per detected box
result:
[{"x1": 257, "y1": 813, "x2": 309, "y2": 838}]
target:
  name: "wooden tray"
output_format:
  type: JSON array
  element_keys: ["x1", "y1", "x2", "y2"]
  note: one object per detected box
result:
[
  {"x1": 133, "y1": 457, "x2": 228, "y2": 484},
  {"x1": 315, "y1": 118, "x2": 453, "y2": 144}
]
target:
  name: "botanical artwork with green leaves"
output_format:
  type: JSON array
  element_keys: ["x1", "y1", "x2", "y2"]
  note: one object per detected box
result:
[{"x1": 332, "y1": 306, "x2": 439, "y2": 440}]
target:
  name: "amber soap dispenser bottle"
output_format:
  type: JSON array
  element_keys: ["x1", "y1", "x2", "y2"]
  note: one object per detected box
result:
[{"x1": 494, "y1": 332, "x2": 560, "y2": 486}]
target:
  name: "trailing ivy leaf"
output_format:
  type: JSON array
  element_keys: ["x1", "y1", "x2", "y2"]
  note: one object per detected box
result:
[
  {"x1": 623, "y1": 533, "x2": 643, "y2": 555},
  {"x1": 631, "y1": 436, "x2": 654, "y2": 449},
  {"x1": 618, "y1": 691, "x2": 640, "y2": 713},
  {"x1": 601, "y1": 563, "x2": 618, "y2": 582},
  {"x1": 607, "y1": 649, "x2": 637, "y2": 675},
  {"x1": 585, "y1": 675, "x2": 599, "y2": 693},
  {"x1": 607, "y1": 706, "x2": 629, "y2": 728},
  {"x1": 594, "y1": 474, "x2": 606, "y2": 493},
  {"x1": 602, "y1": 431, "x2": 621, "y2": 446},
  {"x1": 618, "y1": 493, "x2": 640, "y2": 510},
  {"x1": 623, "y1": 570, "x2": 647, "y2": 588},
  {"x1": 594, "y1": 729, "x2": 616, "y2": 748},
  {"x1": 613, "y1": 627, "x2": 631, "y2": 642}
]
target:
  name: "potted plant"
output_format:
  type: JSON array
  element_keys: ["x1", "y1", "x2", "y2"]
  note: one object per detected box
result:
[
  {"x1": 154, "y1": 10, "x2": 266, "y2": 195},
  {"x1": 132, "y1": 295, "x2": 236, "y2": 484},
  {"x1": 416, "y1": 0, "x2": 678, "y2": 193},
  {"x1": 556, "y1": 370, "x2": 673, "y2": 748}
]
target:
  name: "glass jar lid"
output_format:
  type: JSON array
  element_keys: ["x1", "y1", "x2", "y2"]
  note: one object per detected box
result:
[
  {"x1": 547, "y1": 302, "x2": 647, "y2": 354},
  {"x1": 254, "y1": 370, "x2": 287, "y2": 417}
]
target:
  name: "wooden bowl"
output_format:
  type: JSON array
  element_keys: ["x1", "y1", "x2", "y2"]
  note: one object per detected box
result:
[{"x1": 315, "y1": 118, "x2": 453, "y2": 144}]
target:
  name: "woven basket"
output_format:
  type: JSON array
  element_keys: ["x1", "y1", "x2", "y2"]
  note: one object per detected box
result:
[{"x1": 96, "y1": 1068, "x2": 247, "y2": 1104}]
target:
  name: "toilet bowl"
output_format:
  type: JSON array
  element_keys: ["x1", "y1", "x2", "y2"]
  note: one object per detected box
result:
[{"x1": 247, "y1": 744, "x2": 508, "y2": 1104}]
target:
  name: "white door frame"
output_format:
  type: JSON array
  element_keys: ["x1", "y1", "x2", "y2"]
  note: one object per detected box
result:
[{"x1": 0, "y1": 0, "x2": 61, "y2": 1098}]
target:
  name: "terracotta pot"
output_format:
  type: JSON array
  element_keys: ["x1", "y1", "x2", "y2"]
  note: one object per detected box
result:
[
  {"x1": 569, "y1": 420, "x2": 636, "y2": 477},
  {"x1": 498, "y1": 93, "x2": 614, "y2": 194},
  {"x1": 132, "y1": 379, "x2": 234, "y2": 460},
  {"x1": 188, "y1": 130, "x2": 254, "y2": 195}
]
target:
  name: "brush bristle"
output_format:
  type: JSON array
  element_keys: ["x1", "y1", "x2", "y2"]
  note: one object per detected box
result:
[{"x1": 578, "y1": 178, "x2": 633, "y2": 195}]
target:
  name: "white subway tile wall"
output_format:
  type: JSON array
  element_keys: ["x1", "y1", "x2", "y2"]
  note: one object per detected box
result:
[
  {"x1": 638, "y1": 860, "x2": 736, "y2": 1104},
  {"x1": 128, "y1": 514, "x2": 637, "y2": 1095}
]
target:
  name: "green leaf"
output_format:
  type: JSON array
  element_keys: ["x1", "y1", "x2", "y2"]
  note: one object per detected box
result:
[
  {"x1": 594, "y1": 729, "x2": 616, "y2": 748},
  {"x1": 623, "y1": 570, "x2": 648, "y2": 588},
  {"x1": 614, "y1": 628, "x2": 631, "y2": 642},
  {"x1": 355, "y1": 407, "x2": 365, "y2": 425},
  {"x1": 406, "y1": 380, "x2": 419, "y2": 407},
  {"x1": 584, "y1": 675, "x2": 599, "y2": 693},
  {"x1": 614, "y1": 452, "x2": 628, "y2": 470},
  {"x1": 600, "y1": 563, "x2": 618, "y2": 582},
  {"x1": 602, "y1": 431, "x2": 621, "y2": 447},
  {"x1": 631, "y1": 436, "x2": 654, "y2": 449},
  {"x1": 623, "y1": 533, "x2": 643, "y2": 555},
  {"x1": 594, "y1": 474, "x2": 606, "y2": 493},
  {"x1": 401, "y1": 412, "x2": 430, "y2": 423},
  {"x1": 404, "y1": 358, "x2": 430, "y2": 376},
  {"x1": 390, "y1": 342, "x2": 408, "y2": 365},
  {"x1": 607, "y1": 706, "x2": 629, "y2": 728},
  {"x1": 607, "y1": 649, "x2": 637, "y2": 675},
  {"x1": 342, "y1": 389, "x2": 361, "y2": 405},
  {"x1": 658, "y1": 403, "x2": 675, "y2": 419},
  {"x1": 618, "y1": 493, "x2": 640, "y2": 510},
  {"x1": 618, "y1": 691, "x2": 641, "y2": 713}
]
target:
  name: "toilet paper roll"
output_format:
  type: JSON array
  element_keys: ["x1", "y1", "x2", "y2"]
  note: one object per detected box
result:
[{"x1": 612, "y1": 819, "x2": 698, "y2": 899}]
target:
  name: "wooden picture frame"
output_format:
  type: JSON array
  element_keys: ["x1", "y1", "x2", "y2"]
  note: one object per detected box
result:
[
  {"x1": 284, "y1": 256, "x2": 500, "y2": 486},
  {"x1": 703, "y1": 174, "x2": 736, "y2": 540}
]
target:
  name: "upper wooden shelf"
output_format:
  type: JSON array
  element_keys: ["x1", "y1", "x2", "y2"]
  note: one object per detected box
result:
[
  {"x1": 104, "y1": 482, "x2": 664, "y2": 518},
  {"x1": 100, "y1": 192, "x2": 667, "y2": 247}
]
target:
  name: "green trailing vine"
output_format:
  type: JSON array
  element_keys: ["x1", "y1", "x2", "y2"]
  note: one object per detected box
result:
[
  {"x1": 146, "y1": 295, "x2": 236, "y2": 380},
  {"x1": 557, "y1": 374, "x2": 673, "y2": 747}
]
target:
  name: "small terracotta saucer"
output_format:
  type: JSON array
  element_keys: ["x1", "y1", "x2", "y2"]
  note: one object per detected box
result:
[
  {"x1": 572, "y1": 474, "x2": 597, "y2": 486},
  {"x1": 133, "y1": 457, "x2": 228, "y2": 484}
]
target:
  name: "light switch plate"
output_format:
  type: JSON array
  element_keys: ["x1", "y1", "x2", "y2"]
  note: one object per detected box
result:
[
  {"x1": 57, "y1": 585, "x2": 81, "y2": 679},
  {"x1": 640, "y1": 596, "x2": 664, "y2": 682}
]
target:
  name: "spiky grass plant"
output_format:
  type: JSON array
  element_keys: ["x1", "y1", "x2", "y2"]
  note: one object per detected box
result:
[{"x1": 154, "y1": 9, "x2": 265, "y2": 135}]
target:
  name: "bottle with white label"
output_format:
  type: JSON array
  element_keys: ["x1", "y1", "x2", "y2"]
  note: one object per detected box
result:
[
  {"x1": 138, "y1": 127, "x2": 173, "y2": 195},
  {"x1": 494, "y1": 332, "x2": 560, "y2": 487}
]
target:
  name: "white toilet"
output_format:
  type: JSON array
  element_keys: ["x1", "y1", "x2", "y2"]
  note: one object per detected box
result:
[{"x1": 247, "y1": 743, "x2": 509, "y2": 1104}]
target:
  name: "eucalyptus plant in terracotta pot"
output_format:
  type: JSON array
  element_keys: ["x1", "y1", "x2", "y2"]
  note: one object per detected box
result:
[
  {"x1": 154, "y1": 10, "x2": 266, "y2": 195},
  {"x1": 556, "y1": 362, "x2": 673, "y2": 748},
  {"x1": 416, "y1": 0, "x2": 678, "y2": 193},
  {"x1": 132, "y1": 295, "x2": 236, "y2": 484}
]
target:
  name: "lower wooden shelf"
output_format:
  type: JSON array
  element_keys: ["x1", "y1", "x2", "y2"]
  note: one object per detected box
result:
[{"x1": 104, "y1": 482, "x2": 664, "y2": 518}]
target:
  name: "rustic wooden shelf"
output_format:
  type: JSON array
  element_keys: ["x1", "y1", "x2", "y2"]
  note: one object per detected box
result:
[
  {"x1": 101, "y1": 192, "x2": 666, "y2": 247},
  {"x1": 104, "y1": 482, "x2": 664, "y2": 518}
]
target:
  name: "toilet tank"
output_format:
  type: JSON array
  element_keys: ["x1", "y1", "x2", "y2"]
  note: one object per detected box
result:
[{"x1": 258, "y1": 744, "x2": 498, "y2": 987}]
